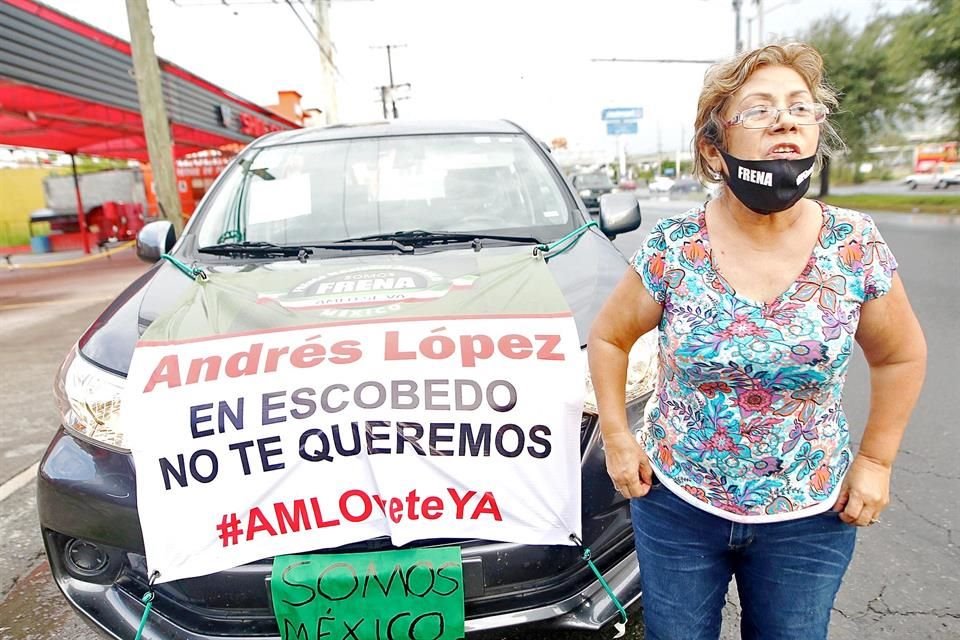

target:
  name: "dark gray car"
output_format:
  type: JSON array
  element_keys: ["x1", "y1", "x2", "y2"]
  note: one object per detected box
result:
[
  {"x1": 571, "y1": 173, "x2": 617, "y2": 216},
  {"x1": 38, "y1": 120, "x2": 652, "y2": 639}
]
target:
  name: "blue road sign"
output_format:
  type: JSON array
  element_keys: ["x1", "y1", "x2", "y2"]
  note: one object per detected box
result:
[
  {"x1": 602, "y1": 107, "x2": 644, "y2": 121},
  {"x1": 607, "y1": 121, "x2": 638, "y2": 135}
]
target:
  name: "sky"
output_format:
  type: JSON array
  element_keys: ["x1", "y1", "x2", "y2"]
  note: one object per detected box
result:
[{"x1": 37, "y1": 0, "x2": 922, "y2": 160}]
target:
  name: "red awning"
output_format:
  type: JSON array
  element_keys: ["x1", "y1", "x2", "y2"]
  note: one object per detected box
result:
[
  {"x1": 0, "y1": 0, "x2": 298, "y2": 161},
  {"x1": 0, "y1": 80, "x2": 243, "y2": 161}
]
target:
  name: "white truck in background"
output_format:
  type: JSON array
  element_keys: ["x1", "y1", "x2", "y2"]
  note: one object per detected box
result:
[
  {"x1": 32, "y1": 169, "x2": 148, "y2": 243},
  {"x1": 42, "y1": 168, "x2": 147, "y2": 215}
]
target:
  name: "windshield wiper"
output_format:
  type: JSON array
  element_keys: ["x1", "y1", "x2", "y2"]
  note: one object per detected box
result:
[
  {"x1": 341, "y1": 229, "x2": 542, "y2": 248},
  {"x1": 198, "y1": 241, "x2": 303, "y2": 257},
  {"x1": 198, "y1": 239, "x2": 413, "y2": 259}
]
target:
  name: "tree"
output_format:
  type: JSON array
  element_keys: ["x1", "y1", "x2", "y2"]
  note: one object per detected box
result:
[
  {"x1": 901, "y1": 0, "x2": 960, "y2": 137},
  {"x1": 803, "y1": 15, "x2": 920, "y2": 195}
]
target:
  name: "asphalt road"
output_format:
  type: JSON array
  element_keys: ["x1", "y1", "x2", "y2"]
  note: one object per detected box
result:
[
  {"x1": 0, "y1": 202, "x2": 957, "y2": 639},
  {"x1": 0, "y1": 249, "x2": 153, "y2": 640}
]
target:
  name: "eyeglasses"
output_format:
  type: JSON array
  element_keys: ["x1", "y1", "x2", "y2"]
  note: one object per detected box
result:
[{"x1": 725, "y1": 102, "x2": 829, "y2": 129}]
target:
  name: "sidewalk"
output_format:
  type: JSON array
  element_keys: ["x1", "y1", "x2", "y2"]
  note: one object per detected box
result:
[{"x1": 1, "y1": 241, "x2": 136, "y2": 268}]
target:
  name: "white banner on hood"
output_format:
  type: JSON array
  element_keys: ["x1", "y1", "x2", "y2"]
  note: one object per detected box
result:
[{"x1": 122, "y1": 315, "x2": 584, "y2": 584}]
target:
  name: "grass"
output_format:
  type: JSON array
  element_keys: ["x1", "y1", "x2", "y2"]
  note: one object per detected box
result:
[
  {"x1": 821, "y1": 193, "x2": 960, "y2": 214},
  {"x1": 0, "y1": 221, "x2": 30, "y2": 247}
]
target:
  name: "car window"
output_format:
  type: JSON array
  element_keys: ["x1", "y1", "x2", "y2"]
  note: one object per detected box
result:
[{"x1": 196, "y1": 134, "x2": 575, "y2": 247}]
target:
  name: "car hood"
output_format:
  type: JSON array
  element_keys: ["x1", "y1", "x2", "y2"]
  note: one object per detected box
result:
[{"x1": 78, "y1": 232, "x2": 627, "y2": 376}]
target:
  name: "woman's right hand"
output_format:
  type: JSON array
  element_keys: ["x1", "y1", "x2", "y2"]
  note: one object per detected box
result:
[{"x1": 603, "y1": 431, "x2": 655, "y2": 498}]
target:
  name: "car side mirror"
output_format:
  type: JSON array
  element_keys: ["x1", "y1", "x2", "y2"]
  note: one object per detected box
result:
[
  {"x1": 598, "y1": 192, "x2": 642, "y2": 238},
  {"x1": 136, "y1": 220, "x2": 176, "y2": 263}
]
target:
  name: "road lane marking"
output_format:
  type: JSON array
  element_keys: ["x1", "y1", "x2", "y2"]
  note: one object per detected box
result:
[{"x1": 0, "y1": 461, "x2": 40, "y2": 503}]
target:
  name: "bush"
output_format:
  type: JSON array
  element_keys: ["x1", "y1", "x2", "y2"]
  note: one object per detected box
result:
[
  {"x1": 0, "y1": 220, "x2": 31, "y2": 247},
  {"x1": 30, "y1": 221, "x2": 51, "y2": 237},
  {"x1": 824, "y1": 193, "x2": 960, "y2": 213}
]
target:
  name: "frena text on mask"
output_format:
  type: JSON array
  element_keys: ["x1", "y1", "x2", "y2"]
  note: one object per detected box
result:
[
  {"x1": 719, "y1": 150, "x2": 816, "y2": 215},
  {"x1": 737, "y1": 166, "x2": 773, "y2": 187}
]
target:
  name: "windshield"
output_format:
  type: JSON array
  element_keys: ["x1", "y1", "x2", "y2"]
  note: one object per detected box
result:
[{"x1": 196, "y1": 133, "x2": 575, "y2": 248}]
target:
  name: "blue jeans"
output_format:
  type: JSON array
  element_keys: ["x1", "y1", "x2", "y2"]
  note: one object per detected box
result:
[{"x1": 630, "y1": 480, "x2": 857, "y2": 640}]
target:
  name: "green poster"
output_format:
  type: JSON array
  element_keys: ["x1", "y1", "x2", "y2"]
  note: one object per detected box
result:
[{"x1": 271, "y1": 547, "x2": 465, "y2": 640}]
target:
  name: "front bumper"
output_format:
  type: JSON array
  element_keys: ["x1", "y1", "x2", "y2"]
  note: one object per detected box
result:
[
  {"x1": 43, "y1": 536, "x2": 640, "y2": 639},
  {"x1": 38, "y1": 426, "x2": 642, "y2": 638}
]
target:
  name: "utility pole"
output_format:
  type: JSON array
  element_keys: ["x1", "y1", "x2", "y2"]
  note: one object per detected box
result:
[
  {"x1": 617, "y1": 135, "x2": 626, "y2": 183},
  {"x1": 386, "y1": 44, "x2": 397, "y2": 119},
  {"x1": 752, "y1": 0, "x2": 801, "y2": 48},
  {"x1": 755, "y1": 0, "x2": 764, "y2": 47},
  {"x1": 372, "y1": 44, "x2": 408, "y2": 119},
  {"x1": 677, "y1": 127, "x2": 683, "y2": 180},
  {"x1": 314, "y1": 0, "x2": 338, "y2": 124},
  {"x1": 125, "y1": 0, "x2": 183, "y2": 233},
  {"x1": 732, "y1": 0, "x2": 743, "y2": 54},
  {"x1": 379, "y1": 86, "x2": 391, "y2": 120},
  {"x1": 656, "y1": 124, "x2": 663, "y2": 177}
]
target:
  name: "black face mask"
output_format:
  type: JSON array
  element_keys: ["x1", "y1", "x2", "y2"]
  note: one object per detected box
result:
[{"x1": 718, "y1": 150, "x2": 816, "y2": 215}]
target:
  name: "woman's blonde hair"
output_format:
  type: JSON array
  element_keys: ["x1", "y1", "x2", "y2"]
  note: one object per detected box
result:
[{"x1": 692, "y1": 42, "x2": 843, "y2": 185}]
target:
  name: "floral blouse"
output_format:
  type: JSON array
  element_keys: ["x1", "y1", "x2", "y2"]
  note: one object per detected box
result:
[{"x1": 633, "y1": 203, "x2": 897, "y2": 522}]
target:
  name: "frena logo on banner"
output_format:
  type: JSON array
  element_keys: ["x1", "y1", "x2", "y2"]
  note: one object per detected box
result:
[
  {"x1": 257, "y1": 265, "x2": 479, "y2": 315},
  {"x1": 119, "y1": 253, "x2": 585, "y2": 584}
]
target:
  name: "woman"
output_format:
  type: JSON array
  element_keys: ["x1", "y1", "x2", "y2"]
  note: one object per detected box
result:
[{"x1": 587, "y1": 43, "x2": 926, "y2": 640}]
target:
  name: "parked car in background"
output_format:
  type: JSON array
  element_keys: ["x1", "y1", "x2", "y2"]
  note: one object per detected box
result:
[
  {"x1": 571, "y1": 172, "x2": 617, "y2": 215},
  {"x1": 39, "y1": 120, "x2": 652, "y2": 639},
  {"x1": 647, "y1": 176, "x2": 675, "y2": 193},
  {"x1": 668, "y1": 178, "x2": 705, "y2": 195},
  {"x1": 903, "y1": 165, "x2": 960, "y2": 189}
]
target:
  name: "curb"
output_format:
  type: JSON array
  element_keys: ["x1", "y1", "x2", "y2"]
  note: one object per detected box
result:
[{"x1": 2, "y1": 241, "x2": 135, "y2": 270}]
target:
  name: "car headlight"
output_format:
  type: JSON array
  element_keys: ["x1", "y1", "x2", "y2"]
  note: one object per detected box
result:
[
  {"x1": 579, "y1": 189, "x2": 592, "y2": 197},
  {"x1": 583, "y1": 331, "x2": 658, "y2": 415},
  {"x1": 54, "y1": 346, "x2": 129, "y2": 451}
]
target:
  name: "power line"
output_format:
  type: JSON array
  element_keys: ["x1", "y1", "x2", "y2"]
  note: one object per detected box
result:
[
  {"x1": 170, "y1": 1, "x2": 284, "y2": 5},
  {"x1": 296, "y1": 0, "x2": 328, "y2": 43},
  {"x1": 283, "y1": 0, "x2": 340, "y2": 75},
  {"x1": 168, "y1": 0, "x2": 340, "y2": 74},
  {"x1": 591, "y1": 58, "x2": 718, "y2": 64}
]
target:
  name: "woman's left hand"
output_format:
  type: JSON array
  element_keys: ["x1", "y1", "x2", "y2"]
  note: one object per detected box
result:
[{"x1": 832, "y1": 454, "x2": 891, "y2": 526}]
